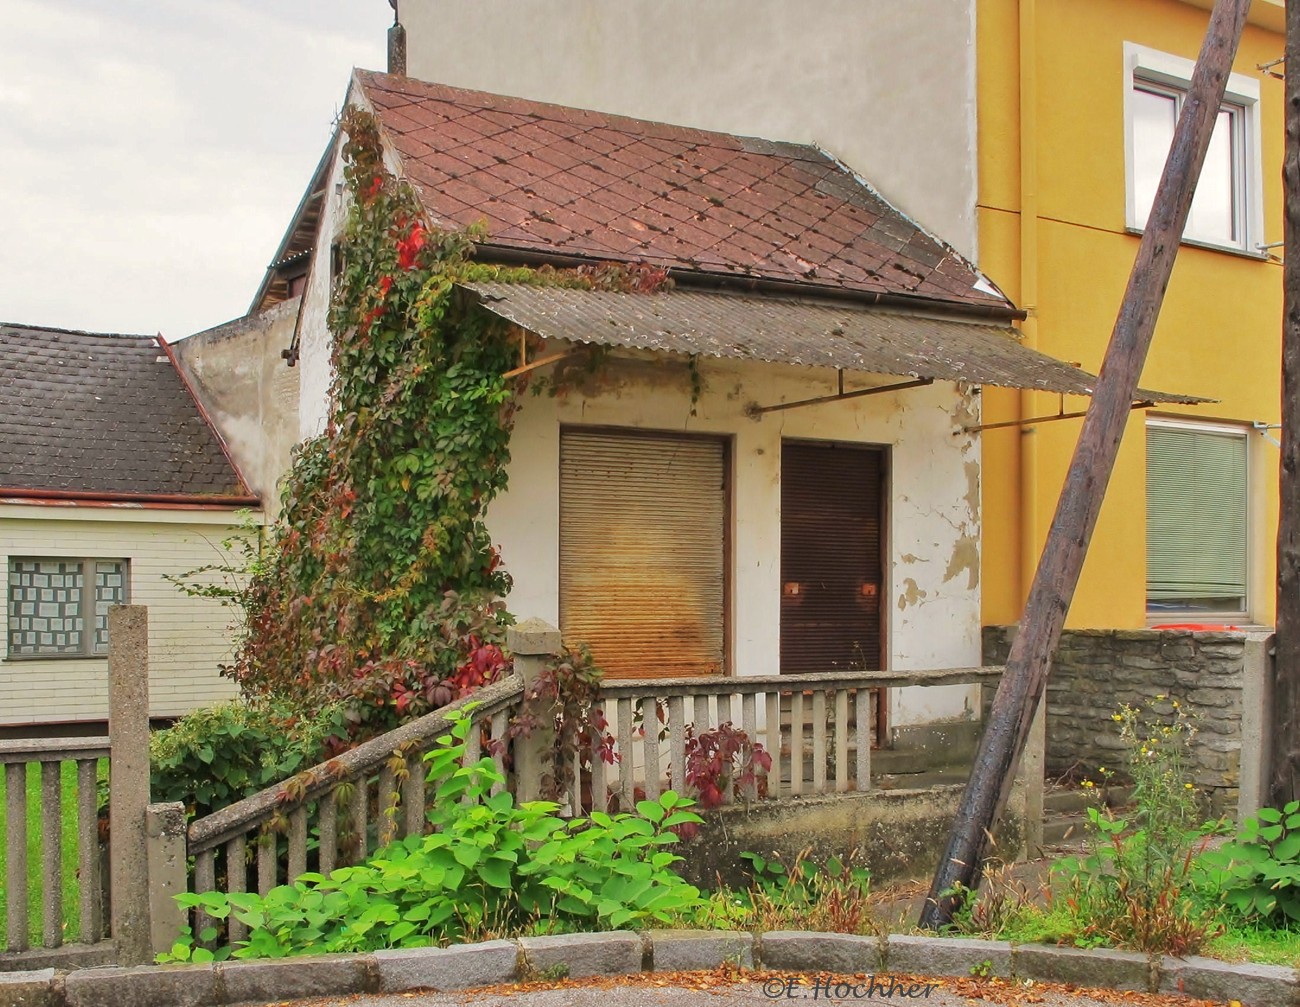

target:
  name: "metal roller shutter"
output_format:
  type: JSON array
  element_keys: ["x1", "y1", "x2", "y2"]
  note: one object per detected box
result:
[
  {"x1": 560, "y1": 429, "x2": 727, "y2": 678},
  {"x1": 780, "y1": 442, "x2": 884, "y2": 673}
]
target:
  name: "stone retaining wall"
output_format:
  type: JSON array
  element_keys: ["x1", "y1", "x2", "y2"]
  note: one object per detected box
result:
[{"x1": 983, "y1": 626, "x2": 1272, "y2": 820}]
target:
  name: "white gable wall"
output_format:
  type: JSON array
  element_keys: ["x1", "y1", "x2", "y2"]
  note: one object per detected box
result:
[{"x1": 401, "y1": 0, "x2": 981, "y2": 261}]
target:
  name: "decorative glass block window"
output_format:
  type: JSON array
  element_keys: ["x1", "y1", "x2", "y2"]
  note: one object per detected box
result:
[
  {"x1": 6, "y1": 558, "x2": 129, "y2": 658},
  {"x1": 1146, "y1": 422, "x2": 1249, "y2": 617}
]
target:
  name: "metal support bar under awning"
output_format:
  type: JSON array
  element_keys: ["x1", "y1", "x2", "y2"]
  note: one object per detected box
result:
[{"x1": 746, "y1": 372, "x2": 935, "y2": 416}]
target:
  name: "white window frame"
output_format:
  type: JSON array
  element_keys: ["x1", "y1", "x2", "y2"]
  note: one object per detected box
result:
[
  {"x1": 1123, "y1": 42, "x2": 1264, "y2": 256},
  {"x1": 1145, "y1": 417, "x2": 1251, "y2": 623}
]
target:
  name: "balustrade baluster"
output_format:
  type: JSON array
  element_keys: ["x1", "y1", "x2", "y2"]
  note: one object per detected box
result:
[
  {"x1": 226, "y1": 835, "x2": 248, "y2": 943},
  {"x1": 835, "y1": 689, "x2": 850, "y2": 793},
  {"x1": 257, "y1": 831, "x2": 276, "y2": 895},
  {"x1": 766, "y1": 692, "x2": 782, "y2": 798},
  {"x1": 668, "y1": 696, "x2": 686, "y2": 793},
  {"x1": 377, "y1": 765, "x2": 399, "y2": 843},
  {"x1": 617, "y1": 697, "x2": 634, "y2": 809},
  {"x1": 194, "y1": 849, "x2": 216, "y2": 945},
  {"x1": 590, "y1": 723, "x2": 609, "y2": 813},
  {"x1": 741, "y1": 693, "x2": 758, "y2": 801},
  {"x1": 319, "y1": 791, "x2": 339, "y2": 875},
  {"x1": 40, "y1": 761, "x2": 62, "y2": 947},
  {"x1": 790, "y1": 692, "x2": 805, "y2": 796},
  {"x1": 6, "y1": 762, "x2": 28, "y2": 952},
  {"x1": 489, "y1": 711, "x2": 508, "y2": 798},
  {"x1": 351, "y1": 776, "x2": 368, "y2": 862},
  {"x1": 76, "y1": 758, "x2": 101, "y2": 943},
  {"x1": 856, "y1": 688, "x2": 872, "y2": 791},
  {"x1": 641, "y1": 697, "x2": 661, "y2": 801},
  {"x1": 812, "y1": 690, "x2": 828, "y2": 794},
  {"x1": 288, "y1": 806, "x2": 308, "y2": 881},
  {"x1": 403, "y1": 755, "x2": 425, "y2": 836}
]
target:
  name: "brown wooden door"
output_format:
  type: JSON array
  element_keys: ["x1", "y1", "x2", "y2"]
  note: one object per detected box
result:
[
  {"x1": 559, "y1": 428, "x2": 727, "y2": 678},
  {"x1": 780, "y1": 441, "x2": 884, "y2": 673}
]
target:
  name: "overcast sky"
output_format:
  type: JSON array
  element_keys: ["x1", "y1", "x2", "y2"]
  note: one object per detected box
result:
[{"x1": 1, "y1": 0, "x2": 388, "y2": 340}]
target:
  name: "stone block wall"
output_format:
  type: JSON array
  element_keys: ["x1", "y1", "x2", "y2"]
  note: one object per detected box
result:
[{"x1": 983, "y1": 626, "x2": 1271, "y2": 821}]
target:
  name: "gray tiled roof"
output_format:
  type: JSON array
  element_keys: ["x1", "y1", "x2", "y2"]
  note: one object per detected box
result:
[{"x1": 0, "y1": 323, "x2": 253, "y2": 500}]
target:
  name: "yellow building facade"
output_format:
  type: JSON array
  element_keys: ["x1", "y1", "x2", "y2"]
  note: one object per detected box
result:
[{"x1": 978, "y1": 0, "x2": 1285, "y2": 630}]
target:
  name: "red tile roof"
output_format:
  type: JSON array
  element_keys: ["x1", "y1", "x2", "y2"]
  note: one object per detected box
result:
[{"x1": 354, "y1": 70, "x2": 1011, "y2": 314}]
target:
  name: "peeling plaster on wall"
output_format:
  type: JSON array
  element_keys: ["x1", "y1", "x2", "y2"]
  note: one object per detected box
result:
[
  {"x1": 897, "y1": 577, "x2": 928, "y2": 610},
  {"x1": 943, "y1": 537, "x2": 980, "y2": 590},
  {"x1": 901, "y1": 553, "x2": 920, "y2": 564}
]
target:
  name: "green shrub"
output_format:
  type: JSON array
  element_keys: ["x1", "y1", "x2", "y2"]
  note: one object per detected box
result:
[
  {"x1": 151, "y1": 699, "x2": 348, "y2": 820},
  {"x1": 164, "y1": 711, "x2": 705, "y2": 959},
  {"x1": 1200, "y1": 801, "x2": 1300, "y2": 925}
]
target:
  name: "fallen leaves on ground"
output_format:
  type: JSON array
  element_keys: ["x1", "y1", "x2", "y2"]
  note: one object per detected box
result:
[{"x1": 461, "y1": 965, "x2": 1231, "y2": 1007}]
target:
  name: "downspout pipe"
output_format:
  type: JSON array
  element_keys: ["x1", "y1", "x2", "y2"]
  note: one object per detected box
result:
[{"x1": 1019, "y1": 0, "x2": 1041, "y2": 609}]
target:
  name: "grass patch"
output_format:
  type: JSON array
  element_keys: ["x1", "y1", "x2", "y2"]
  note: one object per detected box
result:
[
  {"x1": 0, "y1": 759, "x2": 107, "y2": 947},
  {"x1": 1204, "y1": 922, "x2": 1300, "y2": 968}
]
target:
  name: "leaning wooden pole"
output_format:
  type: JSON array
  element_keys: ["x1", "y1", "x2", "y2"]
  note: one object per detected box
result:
[
  {"x1": 919, "y1": 0, "x2": 1251, "y2": 929},
  {"x1": 1270, "y1": 0, "x2": 1300, "y2": 808}
]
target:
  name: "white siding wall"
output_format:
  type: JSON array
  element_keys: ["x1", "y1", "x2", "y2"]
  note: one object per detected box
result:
[{"x1": 0, "y1": 506, "x2": 253, "y2": 725}]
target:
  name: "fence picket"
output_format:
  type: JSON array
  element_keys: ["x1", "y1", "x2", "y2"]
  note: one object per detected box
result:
[
  {"x1": 288, "y1": 806, "x2": 308, "y2": 882},
  {"x1": 641, "y1": 698, "x2": 661, "y2": 801},
  {"x1": 835, "y1": 689, "x2": 849, "y2": 793},
  {"x1": 812, "y1": 690, "x2": 828, "y2": 794},
  {"x1": 226, "y1": 836, "x2": 247, "y2": 943},
  {"x1": 76, "y1": 758, "x2": 102, "y2": 943},
  {"x1": 40, "y1": 762, "x2": 62, "y2": 947},
  {"x1": 856, "y1": 688, "x2": 872, "y2": 792},
  {"x1": 790, "y1": 691, "x2": 805, "y2": 797},
  {"x1": 5, "y1": 763, "x2": 28, "y2": 952}
]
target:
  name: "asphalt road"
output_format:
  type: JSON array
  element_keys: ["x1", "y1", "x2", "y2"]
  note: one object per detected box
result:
[{"x1": 262, "y1": 975, "x2": 1232, "y2": 1007}]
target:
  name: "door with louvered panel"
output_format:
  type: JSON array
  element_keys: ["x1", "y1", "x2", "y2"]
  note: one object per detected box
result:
[
  {"x1": 559, "y1": 428, "x2": 727, "y2": 678},
  {"x1": 780, "y1": 442, "x2": 885, "y2": 674}
]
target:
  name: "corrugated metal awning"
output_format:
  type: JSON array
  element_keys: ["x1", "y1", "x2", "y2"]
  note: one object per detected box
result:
[{"x1": 463, "y1": 282, "x2": 1205, "y2": 404}]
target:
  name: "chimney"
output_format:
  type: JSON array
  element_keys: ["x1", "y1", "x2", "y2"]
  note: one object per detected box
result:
[{"x1": 387, "y1": 1, "x2": 407, "y2": 76}]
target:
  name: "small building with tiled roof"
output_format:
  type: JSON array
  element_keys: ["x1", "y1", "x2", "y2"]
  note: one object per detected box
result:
[
  {"x1": 1, "y1": 323, "x2": 260, "y2": 728},
  {"x1": 261, "y1": 70, "x2": 1196, "y2": 734}
]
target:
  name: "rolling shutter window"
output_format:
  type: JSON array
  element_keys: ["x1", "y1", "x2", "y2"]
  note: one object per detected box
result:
[
  {"x1": 560, "y1": 429, "x2": 726, "y2": 678},
  {"x1": 1146, "y1": 424, "x2": 1248, "y2": 613}
]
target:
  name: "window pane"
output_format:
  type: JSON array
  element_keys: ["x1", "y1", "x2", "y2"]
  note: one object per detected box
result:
[
  {"x1": 7, "y1": 559, "x2": 85, "y2": 656},
  {"x1": 1185, "y1": 108, "x2": 1236, "y2": 244},
  {"x1": 1132, "y1": 87, "x2": 1177, "y2": 229},
  {"x1": 1147, "y1": 427, "x2": 1248, "y2": 613},
  {"x1": 94, "y1": 561, "x2": 128, "y2": 654}
]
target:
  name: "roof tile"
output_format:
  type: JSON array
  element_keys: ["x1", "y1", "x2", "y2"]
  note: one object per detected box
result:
[
  {"x1": 0, "y1": 325, "x2": 249, "y2": 499},
  {"x1": 354, "y1": 70, "x2": 1009, "y2": 312}
]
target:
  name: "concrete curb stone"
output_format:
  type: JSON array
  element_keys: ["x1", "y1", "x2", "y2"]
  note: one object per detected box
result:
[
  {"x1": 886, "y1": 935, "x2": 1012, "y2": 979},
  {"x1": 372, "y1": 940, "x2": 520, "y2": 993},
  {"x1": 62, "y1": 962, "x2": 218, "y2": 1007},
  {"x1": 0, "y1": 968, "x2": 55, "y2": 1007},
  {"x1": 1013, "y1": 944, "x2": 1150, "y2": 992},
  {"x1": 218, "y1": 953, "x2": 371, "y2": 1005},
  {"x1": 759, "y1": 932, "x2": 882, "y2": 973},
  {"x1": 1157, "y1": 954, "x2": 1300, "y2": 1005},
  {"x1": 648, "y1": 930, "x2": 754, "y2": 971},
  {"x1": 518, "y1": 932, "x2": 642, "y2": 979}
]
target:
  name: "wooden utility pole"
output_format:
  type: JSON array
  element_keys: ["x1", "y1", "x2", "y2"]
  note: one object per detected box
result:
[
  {"x1": 1271, "y1": 1, "x2": 1300, "y2": 808},
  {"x1": 919, "y1": 0, "x2": 1252, "y2": 929}
]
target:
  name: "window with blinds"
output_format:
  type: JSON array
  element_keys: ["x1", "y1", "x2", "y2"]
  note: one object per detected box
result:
[
  {"x1": 1146, "y1": 422, "x2": 1249, "y2": 615},
  {"x1": 559, "y1": 428, "x2": 727, "y2": 678}
]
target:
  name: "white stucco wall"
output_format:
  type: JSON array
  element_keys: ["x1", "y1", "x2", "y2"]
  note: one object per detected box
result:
[
  {"x1": 399, "y1": 0, "x2": 980, "y2": 261},
  {"x1": 488, "y1": 351, "x2": 982, "y2": 728},
  {"x1": 0, "y1": 505, "x2": 253, "y2": 725}
]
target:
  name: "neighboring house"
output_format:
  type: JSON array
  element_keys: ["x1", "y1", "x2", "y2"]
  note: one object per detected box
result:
[
  {"x1": 262, "y1": 69, "x2": 1192, "y2": 740},
  {"x1": 976, "y1": 0, "x2": 1283, "y2": 631},
  {"x1": 0, "y1": 324, "x2": 260, "y2": 729},
  {"x1": 396, "y1": 0, "x2": 1284, "y2": 633}
]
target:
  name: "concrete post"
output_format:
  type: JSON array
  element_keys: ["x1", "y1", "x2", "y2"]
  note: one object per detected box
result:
[
  {"x1": 1017, "y1": 696, "x2": 1047, "y2": 855},
  {"x1": 1239, "y1": 632, "x2": 1274, "y2": 822},
  {"x1": 508, "y1": 618, "x2": 563, "y2": 804},
  {"x1": 146, "y1": 802, "x2": 188, "y2": 956},
  {"x1": 108, "y1": 605, "x2": 152, "y2": 965}
]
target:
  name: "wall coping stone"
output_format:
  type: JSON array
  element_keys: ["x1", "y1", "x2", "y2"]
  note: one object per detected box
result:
[{"x1": 4, "y1": 932, "x2": 1298, "y2": 1007}]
